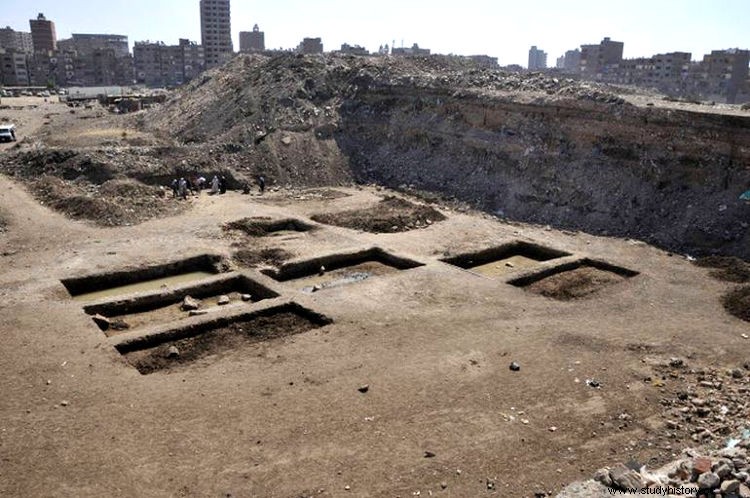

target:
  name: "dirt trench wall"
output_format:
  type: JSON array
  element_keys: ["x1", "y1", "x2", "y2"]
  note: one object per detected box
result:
[{"x1": 337, "y1": 89, "x2": 750, "y2": 258}]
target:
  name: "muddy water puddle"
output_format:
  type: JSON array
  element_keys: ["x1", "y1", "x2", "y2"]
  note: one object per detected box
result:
[
  {"x1": 288, "y1": 261, "x2": 398, "y2": 292},
  {"x1": 73, "y1": 272, "x2": 215, "y2": 302}
]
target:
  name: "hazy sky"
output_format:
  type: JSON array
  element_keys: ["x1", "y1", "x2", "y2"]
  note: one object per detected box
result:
[{"x1": 4, "y1": 0, "x2": 749, "y2": 66}]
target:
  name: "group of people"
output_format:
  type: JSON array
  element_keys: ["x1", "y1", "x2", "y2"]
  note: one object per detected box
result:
[{"x1": 169, "y1": 174, "x2": 267, "y2": 200}]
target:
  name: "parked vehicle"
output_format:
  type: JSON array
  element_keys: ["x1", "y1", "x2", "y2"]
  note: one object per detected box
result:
[{"x1": 0, "y1": 124, "x2": 17, "y2": 142}]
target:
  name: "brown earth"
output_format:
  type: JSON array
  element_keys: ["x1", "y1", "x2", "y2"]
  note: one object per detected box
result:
[
  {"x1": 522, "y1": 266, "x2": 627, "y2": 301},
  {"x1": 310, "y1": 196, "x2": 446, "y2": 233},
  {"x1": 694, "y1": 255, "x2": 750, "y2": 283},
  {"x1": 233, "y1": 247, "x2": 295, "y2": 268},
  {"x1": 1, "y1": 83, "x2": 749, "y2": 498},
  {"x1": 722, "y1": 286, "x2": 750, "y2": 322}
]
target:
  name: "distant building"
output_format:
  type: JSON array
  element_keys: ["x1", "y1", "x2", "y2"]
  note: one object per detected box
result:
[
  {"x1": 0, "y1": 48, "x2": 31, "y2": 85},
  {"x1": 29, "y1": 13, "x2": 56, "y2": 53},
  {"x1": 580, "y1": 37, "x2": 624, "y2": 77},
  {"x1": 559, "y1": 49, "x2": 581, "y2": 73},
  {"x1": 58, "y1": 34, "x2": 130, "y2": 58},
  {"x1": 339, "y1": 43, "x2": 369, "y2": 56},
  {"x1": 0, "y1": 27, "x2": 33, "y2": 54},
  {"x1": 468, "y1": 55, "x2": 499, "y2": 68},
  {"x1": 200, "y1": 0, "x2": 233, "y2": 68},
  {"x1": 698, "y1": 49, "x2": 750, "y2": 103},
  {"x1": 528, "y1": 46, "x2": 547, "y2": 70},
  {"x1": 298, "y1": 38, "x2": 323, "y2": 55},
  {"x1": 134, "y1": 39, "x2": 205, "y2": 87},
  {"x1": 239, "y1": 24, "x2": 265, "y2": 52},
  {"x1": 392, "y1": 43, "x2": 430, "y2": 56},
  {"x1": 29, "y1": 49, "x2": 76, "y2": 87}
]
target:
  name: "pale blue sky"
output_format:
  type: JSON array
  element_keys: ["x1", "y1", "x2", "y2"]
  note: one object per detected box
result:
[{"x1": 3, "y1": 0, "x2": 749, "y2": 66}]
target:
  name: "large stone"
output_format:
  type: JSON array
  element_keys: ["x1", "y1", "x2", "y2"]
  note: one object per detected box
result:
[
  {"x1": 696, "y1": 472, "x2": 720, "y2": 490},
  {"x1": 721, "y1": 480, "x2": 741, "y2": 494},
  {"x1": 609, "y1": 463, "x2": 645, "y2": 490},
  {"x1": 693, "y1": 457, "x2": 713, "y2": 476},
  {"x1": 739, "y1": 483, "x2": 750, "y2": 498},
  {"x1": 181, "y1": 296, "x2": 201, "y2": 311}
]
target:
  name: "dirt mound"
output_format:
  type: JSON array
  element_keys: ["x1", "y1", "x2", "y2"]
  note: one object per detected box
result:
[
  {"x1": 694, "y1": 256, "x2": 750, "y2": 283},
  {"x1": 310, "y1": 196, "x2": 445, "y2": 233},
  {"x1": 233, "y1": 248, "x2": 293, "y2": 268},
  {"x1": 31, "y1": 175, "x2": 184, "y2": 226},
  {"x1": 524, "y1": 267, "x2": 625, "y2": 300},
  {"x1": 722, "y1": 286, "x2": 750, "y2": 322}
]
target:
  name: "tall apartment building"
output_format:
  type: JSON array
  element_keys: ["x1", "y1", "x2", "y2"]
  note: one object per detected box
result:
[
  {"x1": 58, "y1": 34, "x2": 130, "y2": 58},
  {"x1": 0, "y1": 27, "x2": 33, "y2": 54},
  {"x1": 134, "y1": 39, "x2": 205, "y2": 87},
  {"x1": 580, "y1": 37, "x2": 624, "y2": 76},
  {"x1": 298, "y1": 38, "x2": 323, "y2": 55},
  {"x1": 391, "y1": 43, "x2": 430, "y2": 56},
  {"x1": 0, "y1": 48, "x2": 31, "y2": 85},
  {"x1": 699, "y1": 49, "x2": 750, "y2": 103},
  {"x1": 200, "y1": 0, "x2": 233, "y2": 68},
  {"x1": 29, "y1": 13, "x2": 57, "y2": 53},
  {"x1": 528, "y1": 46, "x2": 547, "y2": 70},
  {"x1": 239, "y1": 24, "x2": 265, "y2": 52}
]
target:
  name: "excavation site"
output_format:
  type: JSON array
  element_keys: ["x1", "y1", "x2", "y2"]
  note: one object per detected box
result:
[{"x1": 1, "y1": 53, "x2": 749, "y2": 498}]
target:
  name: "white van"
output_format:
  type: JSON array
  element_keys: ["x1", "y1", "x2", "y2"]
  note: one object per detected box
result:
[{"x1": 0, "y1": 124, "x2": 17, "y2": 142}]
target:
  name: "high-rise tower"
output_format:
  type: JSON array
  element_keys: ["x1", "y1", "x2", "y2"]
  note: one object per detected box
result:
[{"x1": 200, "y1": 0, "x2": 233, "y2": 68}]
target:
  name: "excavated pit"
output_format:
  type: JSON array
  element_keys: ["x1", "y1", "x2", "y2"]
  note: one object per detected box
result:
[
  {"x1": 310, "y1": 196, "x2": 445, "y2": 233},
  {"x1": 223, "y1": 217, "x2": 316, "y2": 237},
  {"x1": 509, "y1": 259, "x2": 639, "y2": 300},
  {"x1": 115, "y1": 303, "x2": 333, "y2": 375},
  {"x1": 441, "y1": 241, "x2": 570, "y2": 278},
  {"x1": 62, "y1": 254, "x2": 227, "y2": 301},
  {"x1": 262, "y1": 247, "x2": 424, "y2": 292},
  {"x1": 84, "y1": 274, "x2": 280, "y2": 336}
]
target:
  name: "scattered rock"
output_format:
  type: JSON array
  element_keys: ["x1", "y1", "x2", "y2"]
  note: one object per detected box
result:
[
  {"x1": 241, "y1": 294, "x2": 252, "y2": 302},
  {"x1": 697, "y1": 471, "x2": 720, "y2": 490},
  {"x1": 217, "y1": 295, "x2": 231, "y2": 305},
  {"x1": 181, "y1": 296, "x2": 201, "y2": 311},
  {"x1": 189, "y1": 309, "x2": 208, "y2": 316},
  {"x1": 509, "y1": 362, "x2": 521, "y2": 371},
  {"x1": 424, "y1": 451, "x2": 436, "y2": 458},
  {"x1": 166, "y1": 346, "x2": 180, "y2": 359},
  {"x1": 358, "y1": 384, "x2": 369, "y2": 393},
  {"x1": 60, "y1": 400, "x2": 69, "y2": 407},
  {"x1": 609, "y1": 463, "x2": 645, "y2": 490}
]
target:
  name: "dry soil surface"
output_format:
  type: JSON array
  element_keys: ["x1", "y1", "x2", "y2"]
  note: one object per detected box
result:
[{"x1": 0, "y1": 97, "x2": 749, "y2": 498}]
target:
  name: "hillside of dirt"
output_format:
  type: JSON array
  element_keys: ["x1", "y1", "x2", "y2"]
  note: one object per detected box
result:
[{"x1": 145, "y1": 53, "x2": 750, "y2": 259}]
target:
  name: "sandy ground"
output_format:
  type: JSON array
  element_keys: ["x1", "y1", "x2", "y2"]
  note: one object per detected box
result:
[{"x1": 0, "y1": 98, "x2": 749, "y2": 498}]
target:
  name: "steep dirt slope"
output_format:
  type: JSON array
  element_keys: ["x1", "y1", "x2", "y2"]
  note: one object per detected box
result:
[{"x1": 147, "y1": 54, "x2": 750, "y2": 258}]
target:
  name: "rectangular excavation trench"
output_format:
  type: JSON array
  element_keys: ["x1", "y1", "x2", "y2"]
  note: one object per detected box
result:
[
  {"x1": 508, "y1": 259, "x2": 639, "y2": 300},
  {"x1": 84, "y1": 274, "x2": 280, "y2": 336},
  {"x1": 115, "y1": 303, "x2": 333, "y2": 375},
  {"x1": 441, "y1": 241, "x2": 570, "y2": 278},
  {"x1": 62, "y1": 254, "x2": 226, "y2": 302},
  {"x1": 262, "y1": 247, "x2": 424, "y2": 292},
  {"x1": 224, "y1": 217, "x2": 316, "y2": 237}
]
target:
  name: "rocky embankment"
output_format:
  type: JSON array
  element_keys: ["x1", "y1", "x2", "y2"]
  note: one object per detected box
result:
[{"x1": 148, "y1": 53, "x2": 750, "y2": 258}]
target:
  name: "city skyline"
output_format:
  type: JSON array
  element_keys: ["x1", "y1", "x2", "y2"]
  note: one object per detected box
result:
[{"x1": 2, "y1": 0, "x2": 750, "y2": 66}]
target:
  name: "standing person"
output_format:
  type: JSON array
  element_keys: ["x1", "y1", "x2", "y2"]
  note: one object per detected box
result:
[
  {"x1": 171, "y1": 178, "x2": 179, "y2": 198},
  {"x1": 258, "y1": 175, "x2": 266, "y2": 194},
  {"x1": 178, "y1": 177, "x2": 188, "y2": 200},
  {"x1": 219, "y1": 176, "x2": 227, "y2": 195},
  {"x1": 196, "y1": 176, "x2": 206, "y2": 191},
  {"x1": 210, "y1": 175, "x2": 220, "y2": 195}
]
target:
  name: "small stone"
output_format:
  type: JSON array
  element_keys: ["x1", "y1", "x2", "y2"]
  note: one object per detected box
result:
[
  {"x1": 669, "y1": 357, "x2": 684, "y2": 368},
  {"x1": 609, "y1": 463, "x2": 645, "y2": 490},
  {"x1": 721, "y1": 480, "x2": 741, "y2": 494},
  {"x1": 343, "y1": 485, "x2": 350, "y2": 491},
  {"x1": 60, "y1": 400, "x2": 69, "y2": 407},
  {"x1": 509, "y1": 362, "x2": 521, "y2": 371},
  {"x1": 110, "y1": 319, "x2": 130, "y2": 331},
  {"x1": 189, "y1": 309, "x2": 208, "y2": 316},
  {"x1": 217, "y1": 295, "x2": 231, "y2": 305},
  {"x1": 665, "y1": 420, "x2": 679, "y2": 430},
  {"x1": 521, "y1": 419, "x2": 530, "y2": 425},
  {"x1": 358, "y1": 384, "x2": 369, "y2": 393},
  {"x1": 318, "y1": 266, "x2": 326, "y2": 276},
  {"x1": 486, "y1": 479, "x2": 495, "y2": 490},
  {"x1": 732, "y1": 368, "x2": 744, "y2": 379},
  {"x1": 440, "y1": 482, "x2": 447, "y2": 489},
  {"x1": 281, "y1": 136, "x2": 292, "y2": 145},
  {"x1": 548, "y1": 426, "x2": 558, "y2": 432},
  {"x1": 424, "y1": 451, "x2": 436, "y2": 458},
  {"x1": 715, "y1": 463, "x2": 733, "y2": 479},
  {"x1": 166, "y1": 346, "x2": 180, "y2": 358},
  {"x1": 91, "y1": 314, "x2": 112, "y2": 330},
  {"x1": 181, "y1": 296, "x2": 201, "y2": 311},
  {"x1": 697, "y1": 472, "x2": 720, "y2": 490},
  {"x1": 241, "y1": 294, "x2": 252, "y2": 302}
]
